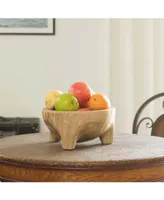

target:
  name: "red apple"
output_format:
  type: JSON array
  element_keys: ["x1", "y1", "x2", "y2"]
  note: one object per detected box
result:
[{"x1": 68, "y1": 82, "x2": 93, "y2": 107}]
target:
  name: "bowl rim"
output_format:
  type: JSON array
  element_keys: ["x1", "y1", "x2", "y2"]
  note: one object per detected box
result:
[{"x1": 42, "y1": 107, "x2": 115, "y2": 114}]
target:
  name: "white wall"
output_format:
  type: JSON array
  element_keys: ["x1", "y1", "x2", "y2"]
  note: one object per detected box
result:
[{"x1": 0, "y1": 19, "x2": 110, "y2": 131}]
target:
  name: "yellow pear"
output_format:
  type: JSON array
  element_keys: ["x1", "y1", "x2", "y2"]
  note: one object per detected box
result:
[{"x1": 45, "y1": 90, "x2": 63, "y2": 110}]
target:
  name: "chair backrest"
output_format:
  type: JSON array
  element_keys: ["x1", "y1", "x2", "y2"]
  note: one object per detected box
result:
[{"x1": 132, "y1": 92, "x2": 164, "y2": 137}]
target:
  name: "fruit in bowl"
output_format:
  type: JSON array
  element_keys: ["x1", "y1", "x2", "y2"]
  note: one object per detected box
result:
[
  {"x1": 43, "y1": 81, "x2": 115, "y2": 150},
  {"x1": 68, "y1": 82, "x2": 94, "y2": 108},
  {"x1": 45, "y1": 90, "x2": 63, "y2": 110},
  {"x1": 55, "y1": 93, "x2": 79, "y2": 111},
  {"x1": 88, "y1": 93, "x2": 111, "y2": 110}
]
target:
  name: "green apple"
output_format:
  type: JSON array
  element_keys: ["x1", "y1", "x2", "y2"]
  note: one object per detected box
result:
[{"x1": 55, "y1": 93, "x2": 79, "y2": 111}]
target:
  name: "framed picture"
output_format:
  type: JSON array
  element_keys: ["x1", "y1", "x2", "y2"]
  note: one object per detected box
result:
[{"x1": 0, "y1": 18, "x2": 55, "y2": 35}]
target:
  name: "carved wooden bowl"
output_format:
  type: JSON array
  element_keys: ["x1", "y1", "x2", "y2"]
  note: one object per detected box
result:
[{"x1": 42, "y1": 107, "x2": 115, "y2": 150}]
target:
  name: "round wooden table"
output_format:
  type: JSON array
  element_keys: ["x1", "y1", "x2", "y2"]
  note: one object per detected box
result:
[{"x1": 1, "y1": 133, "x2": 164, "y2": 182}]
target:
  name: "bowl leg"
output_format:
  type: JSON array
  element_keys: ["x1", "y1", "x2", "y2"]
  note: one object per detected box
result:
[
  {"x1": 47, "y1": 126, "x2": 60, "y2": 142},
  {"x1": 100, "y1": 124, "x2": 114, "y2": 145},
  {"x1": 49, "y1": 130, "x2": 60, "y2": 142},
  {"x1": 61, "y1": 132, "x2": 78, "y2": 150}
]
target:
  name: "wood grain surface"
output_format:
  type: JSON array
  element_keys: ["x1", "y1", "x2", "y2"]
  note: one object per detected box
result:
[
  {"x1": 42, "y1": 108, "x2": 115, "y2": 150},
  {"x1": 1, "y1": 133, "x2": 164, "y2": 182}
]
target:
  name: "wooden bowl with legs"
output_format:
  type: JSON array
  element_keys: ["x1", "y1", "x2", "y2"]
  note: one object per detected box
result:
[{"x1": 42, "y1": 107, "x2": 115, "y2": 150}]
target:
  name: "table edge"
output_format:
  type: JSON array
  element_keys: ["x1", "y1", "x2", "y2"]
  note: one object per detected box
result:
[{"x1": 1, "y1": 156, "x2": 164, "y2": 171}]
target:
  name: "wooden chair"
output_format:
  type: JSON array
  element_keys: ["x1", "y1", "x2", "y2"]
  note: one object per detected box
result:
[{"x1": 132, "y1": 92, "x2": 164, "y2": 137}]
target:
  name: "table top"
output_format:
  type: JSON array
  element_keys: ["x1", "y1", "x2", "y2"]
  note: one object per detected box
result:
[{"x1": 1, "y1": 133, "x2": 164, "y2": 170}]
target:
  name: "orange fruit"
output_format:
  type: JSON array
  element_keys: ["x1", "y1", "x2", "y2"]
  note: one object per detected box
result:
[{"x1": 88, "y1": 93, "x2": 110, "y2": 110}]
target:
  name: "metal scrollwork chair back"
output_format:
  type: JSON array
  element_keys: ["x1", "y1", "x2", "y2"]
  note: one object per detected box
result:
[{"x1": 132, "y1": 92, "x2": 164, "y2": 137}]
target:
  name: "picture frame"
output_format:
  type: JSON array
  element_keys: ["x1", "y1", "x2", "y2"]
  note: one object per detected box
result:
[{"x1": 0, "y1": 18, "x2": 55, "y2": 35}]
